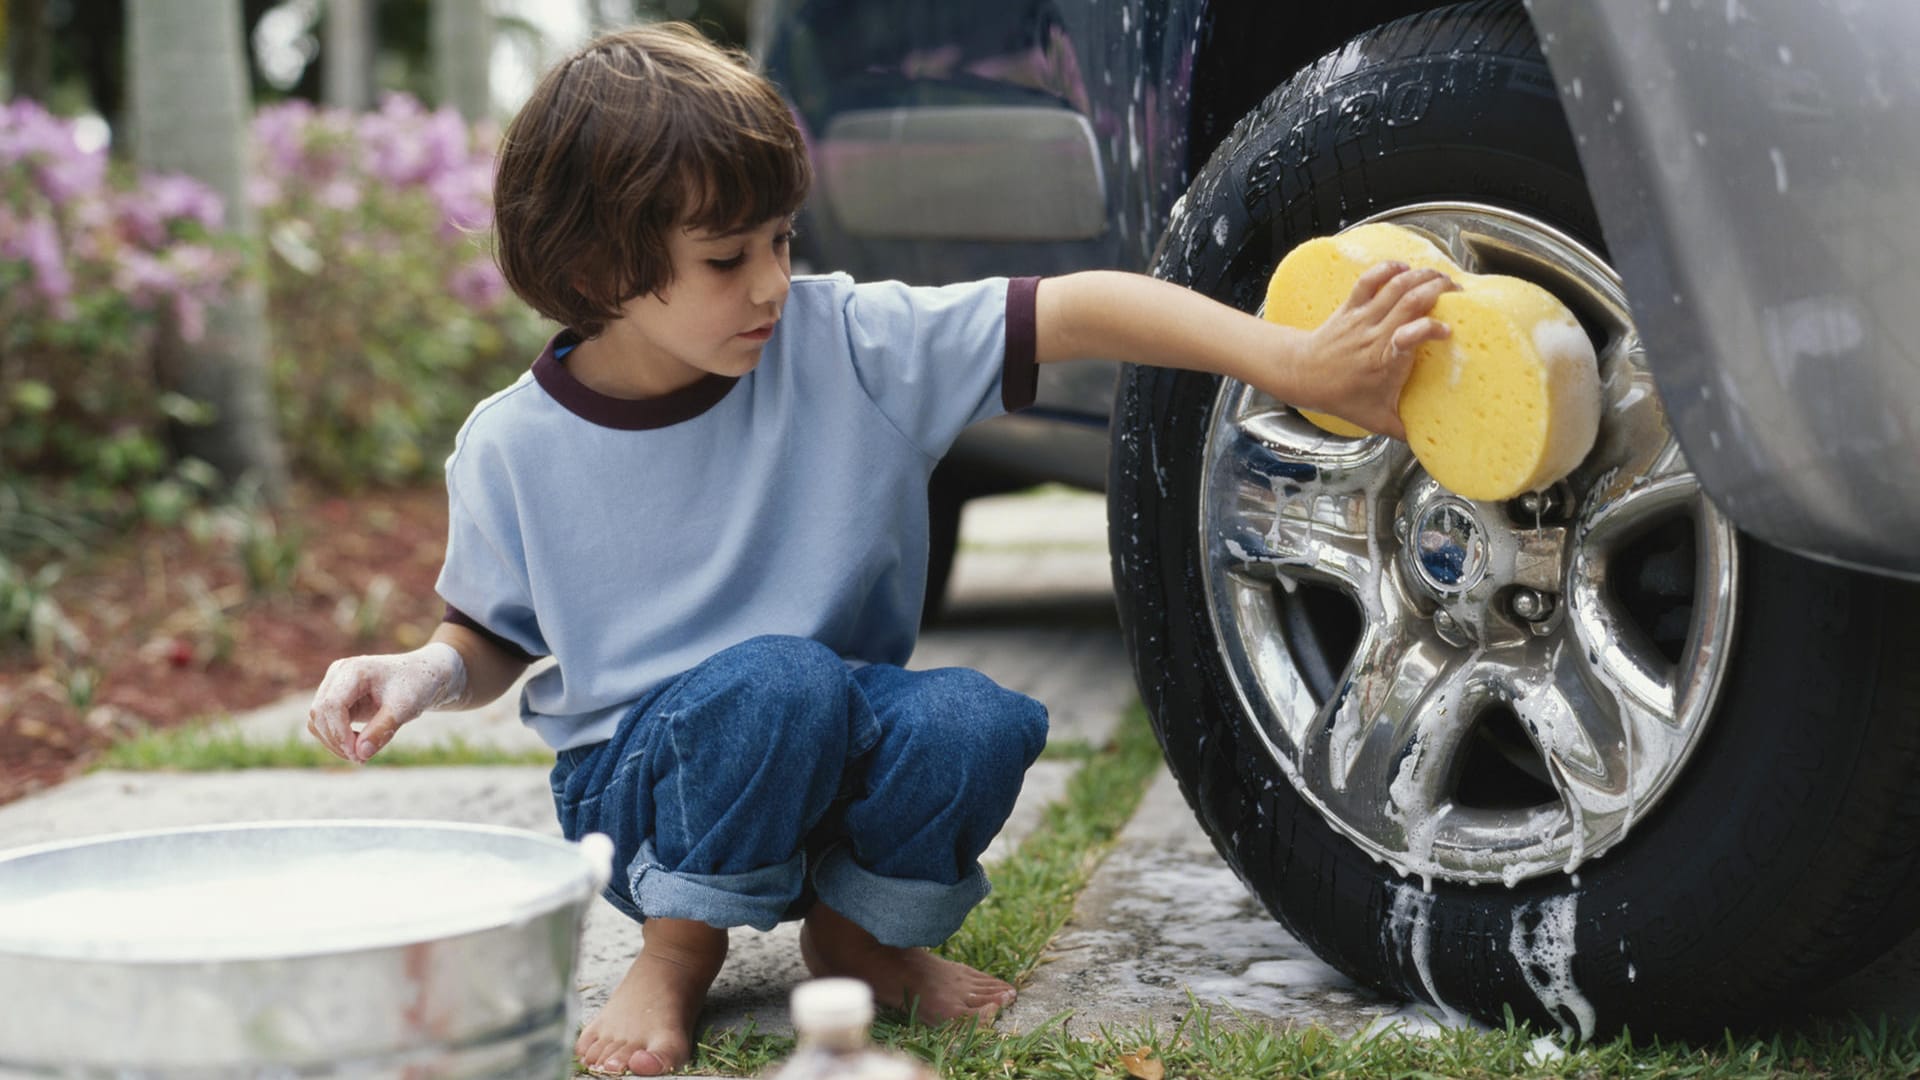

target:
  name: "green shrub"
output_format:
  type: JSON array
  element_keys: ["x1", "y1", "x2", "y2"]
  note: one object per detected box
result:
[
  {"x1": 0, "y1": 100, "x2": 238, "y2": 556},
  {"x1": 253, "y1": 96, "x2": 549, "y2": 489}
]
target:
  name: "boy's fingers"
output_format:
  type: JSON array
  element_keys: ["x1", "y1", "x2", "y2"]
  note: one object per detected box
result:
[
  {"x1": 1346, "y1": 260, "x2": 1410, "y2": 305},
  {"x1": 1366, "y1": 267, "x2": 1451, "y2": 316},
  {"x1": 1391, "y1": 316, "x2": 1451, "y2": 354},
  {"x1": 310, "y1": 662, "x2": 371, "y2": 759},
  {"x1": 353, "y1": 708, "x2": 406, "y2": 763},
  {"x1": 1387, "y1": 275, "x2": 1457, "y2": 326}
]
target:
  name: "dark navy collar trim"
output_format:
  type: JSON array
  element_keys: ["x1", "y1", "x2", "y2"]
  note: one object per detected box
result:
[{"x1": 531, "y1": 329, "x2": 739, "y2": 430}]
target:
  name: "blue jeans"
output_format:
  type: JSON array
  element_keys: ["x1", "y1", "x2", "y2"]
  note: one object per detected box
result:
[{"x1": 548, "y1": 635, "x2": 1049, "y2": 947}]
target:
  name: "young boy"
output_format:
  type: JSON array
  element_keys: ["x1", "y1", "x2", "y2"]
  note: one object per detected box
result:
[{"x1": 307, "y1": 22, "x2": 1451, "y2": 1078}]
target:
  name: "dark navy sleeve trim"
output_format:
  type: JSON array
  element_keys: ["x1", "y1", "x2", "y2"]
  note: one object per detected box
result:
[
  {"x1": 1002, "y1": 276, "x2": 1040, "y2": 413},
  {"x1": 441, "y1": 603, "x2": 538, "y2": 663}
]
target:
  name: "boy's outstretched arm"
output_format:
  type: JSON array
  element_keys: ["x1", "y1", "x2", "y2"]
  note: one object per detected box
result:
[
  {"x1": 308, "y1": 622, "x2": 530, "y2": 763},
  {"x1": 1033, "y1": 264, "x2": 1454, "y2": 440}
]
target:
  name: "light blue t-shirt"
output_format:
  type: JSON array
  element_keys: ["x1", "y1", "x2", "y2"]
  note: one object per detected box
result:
[{"x1": 436, "y1": 273, "x2": 1039, "y2": 750}]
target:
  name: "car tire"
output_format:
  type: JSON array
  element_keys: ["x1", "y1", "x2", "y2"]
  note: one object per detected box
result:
[
  {"x1": 923, "y1": 462, "x2": 966, "y2": 626},
  {"x1": 1110, "y1": 0, "x2": 1920, "y2": 1038}
]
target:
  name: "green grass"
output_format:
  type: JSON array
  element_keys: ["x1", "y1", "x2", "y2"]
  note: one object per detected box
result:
[
  {"x1": 1036, "y1": 737, "x2": 1098, "y2": 762},
  {"x1": 682, "y1": 997, "x2": 1920, "y2": 1079},
  {"x1": 94, "y1": 725, "x2": 553, "y2": 771},
  {"x1": 935, "y1": 706, "x2": 1166, "y2": 983},
  {"x1": 859, "y1": 1005, "x2": 1920, "y2": 1080}
]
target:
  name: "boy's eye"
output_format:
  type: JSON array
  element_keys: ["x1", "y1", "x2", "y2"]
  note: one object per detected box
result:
[{"x1": 705, "y1": 227, "x2": 795, "y2": 270}]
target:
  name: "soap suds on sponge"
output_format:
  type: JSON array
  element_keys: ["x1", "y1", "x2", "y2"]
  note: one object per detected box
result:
[{"x1": 1265, "y1": 222, "x2": 1602, "y2": 502}]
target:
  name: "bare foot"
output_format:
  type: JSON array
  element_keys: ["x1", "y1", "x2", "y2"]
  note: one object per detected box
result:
[
  {"x1": 799, "y1": 903, "x2": 1016, "y2": 1025},
  {"x1": 576, "y1": 917, "x2": 727, "y2": 1076}
]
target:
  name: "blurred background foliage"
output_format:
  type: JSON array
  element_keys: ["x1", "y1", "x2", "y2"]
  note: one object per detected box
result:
[{"x1": 0, "y1": 0, "x2": 751, "y2": 565}]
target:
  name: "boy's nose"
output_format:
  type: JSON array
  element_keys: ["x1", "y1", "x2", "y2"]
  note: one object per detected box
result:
[{"x1": 750, "y1": 252, "x2": 790, "y2": 307}]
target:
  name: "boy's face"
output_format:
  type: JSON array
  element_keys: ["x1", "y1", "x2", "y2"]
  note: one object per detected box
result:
[{"x1": 602, "y1": 216, "x2": 794, "y2": 388}]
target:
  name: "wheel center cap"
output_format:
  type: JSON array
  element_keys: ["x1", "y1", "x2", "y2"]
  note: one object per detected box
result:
[{"x1": 1411, "y1": 498, "x2": 1488, "y2": 593}]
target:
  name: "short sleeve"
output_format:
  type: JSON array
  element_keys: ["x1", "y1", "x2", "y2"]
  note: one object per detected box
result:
[
  {"x1": 435, "y1": 481, "x2": 548, "y2": 662},
  {"x1": 840, "y1": 276, "x2": 1039, "y2": 459}
]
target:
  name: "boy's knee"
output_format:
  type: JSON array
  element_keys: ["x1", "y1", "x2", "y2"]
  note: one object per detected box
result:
[
  {"x1": 724, "y1": 634, "x2": 847, "y2": 705},
  {"x1": 687, "y1": 635, "x2": 854, "y2": 752},
  {"x1": 921, "y1": 670, "x2": 1049, "y2": 774},
  {"x1": 990, "y1": 686, "x2": 1049, "y2": 772}
]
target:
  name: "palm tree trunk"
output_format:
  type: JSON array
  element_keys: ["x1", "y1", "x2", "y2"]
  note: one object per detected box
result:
[
  {"x1": 7, "y1": 0, "x2": 53, "y2": 102},
  {"x1": 128, "y1": 0, "x2": 289, "y2": 500},
  {"x1": 430, "y1": 0, "x2": 492, "y2": 122},
  {"x1": 322, "y1": 0, "x2": 374, "y2": 111}
]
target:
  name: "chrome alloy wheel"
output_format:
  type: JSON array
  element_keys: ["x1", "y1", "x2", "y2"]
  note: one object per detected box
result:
[{"x1": 1199, "y1": 203, "x2": 1739, "y2": 887}]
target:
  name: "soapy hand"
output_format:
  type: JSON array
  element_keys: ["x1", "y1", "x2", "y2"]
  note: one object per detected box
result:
[
  {"x1": 308, "y1": 641, "x2": 467, "y2": 763},
  {"x1": 1299, "y1": 261, "x2": 1456, "y2": 441}
]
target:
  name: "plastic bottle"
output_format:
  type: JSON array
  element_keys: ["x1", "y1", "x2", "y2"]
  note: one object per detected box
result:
[{"x1": 768, "y1": 978, "x2": 937, "y2": 1080}]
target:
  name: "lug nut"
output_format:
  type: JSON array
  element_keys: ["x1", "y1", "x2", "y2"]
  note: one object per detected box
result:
[
  {"x1": 1511, "y1": 588, "x2": 1557, "y2": 622},
  {"x1": 1511, "y1": 486, "x2": 1564, "y2": 526},
  {"x1": 1434, "y1": 609, "x2": 1459, "y2": 633}
]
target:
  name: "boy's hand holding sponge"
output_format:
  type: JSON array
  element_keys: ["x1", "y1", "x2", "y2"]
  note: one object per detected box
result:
[{"x1": 1270, "y1": 222, "x2": 1601, "y2": 503}]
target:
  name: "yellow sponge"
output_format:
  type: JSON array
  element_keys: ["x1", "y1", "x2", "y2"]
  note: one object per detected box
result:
[{"x1": 1263, "y1": 222, "x2": 1601, "y2": 502}]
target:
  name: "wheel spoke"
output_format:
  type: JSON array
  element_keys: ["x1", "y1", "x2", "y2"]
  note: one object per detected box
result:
[
  {"x1": 1580, "y1": 332, "x2": 1676, "y2": 491},
  {"x1": 1302, "y1": 606, "x2": 1464, "y2": 804},
  {"x1": 1210, "y1": 416, "x2": 1391, "y2": 592},
  {"x1": 1508, "y1": 642, "x2": 1645, "y2": 863},
  {"x1": 1569, "y1": 470, "x2": 1702, "y2": 716}
]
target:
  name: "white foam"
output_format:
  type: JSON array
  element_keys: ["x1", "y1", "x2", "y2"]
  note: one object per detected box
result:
[
  {"x1": 1508, "y1": 894, "x2": 1596, "y2": 1040},
  {"x1": 1386, "y1": 883, "x2": 1467, "y2": 1027},
  {"x1": 0, "y1": 848, "x2": 567, "y2": 961},
  {"x1": 1527, "y1": 1035, "x2": 1568, "y2": 1065},
  {"x1": 1528, "y1": 314, "x2": 1601, "y2": 490}
]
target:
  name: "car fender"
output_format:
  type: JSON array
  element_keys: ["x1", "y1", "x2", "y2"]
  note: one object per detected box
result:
[{"x1": 1525, "y1": 0, "x2": 1920, "y2": 580}]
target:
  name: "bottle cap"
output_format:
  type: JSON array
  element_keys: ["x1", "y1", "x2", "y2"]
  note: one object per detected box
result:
[{"x1": 790, "y1": 977, "x2": 874, "y2": 1033}]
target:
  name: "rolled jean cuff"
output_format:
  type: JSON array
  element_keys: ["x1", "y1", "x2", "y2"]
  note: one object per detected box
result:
[
  {"x1": 811, "y1": 846, "x2": 991, "y2": 948},
  {"x1": 629, "y1": 840, "x2": 804, "y2": 931}
]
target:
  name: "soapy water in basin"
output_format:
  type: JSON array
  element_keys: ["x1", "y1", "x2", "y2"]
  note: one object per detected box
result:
[{"x1": 0, "y1": 847, "x2": 570, "y2": 962}]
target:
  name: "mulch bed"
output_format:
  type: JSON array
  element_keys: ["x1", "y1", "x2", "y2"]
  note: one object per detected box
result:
[{"x1": 0, "y1": 485, "x2": 452, "y2": 806}]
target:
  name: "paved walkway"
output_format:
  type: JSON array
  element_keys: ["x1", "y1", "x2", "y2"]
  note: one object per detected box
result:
[{"x1": 0, "y1": 489, "x2": 1913, "y2": 1074}]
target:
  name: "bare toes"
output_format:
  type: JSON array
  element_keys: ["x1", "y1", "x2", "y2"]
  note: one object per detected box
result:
[
  {"x1": 627, "y1": 1048, "x2": 675, "y2": 1076},
  {"x1": 576, "y1": 1036, "x2": 612, "y2": 1072}
]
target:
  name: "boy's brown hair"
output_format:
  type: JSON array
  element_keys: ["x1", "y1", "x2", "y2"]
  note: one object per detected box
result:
[{"x1": 493, "y1": 23, "x2": 811, "y2": 337}]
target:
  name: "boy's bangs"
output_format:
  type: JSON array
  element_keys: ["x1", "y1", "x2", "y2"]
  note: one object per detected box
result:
[{"x1": 674, "y1": 127, "x2": 809, "y2": 236}]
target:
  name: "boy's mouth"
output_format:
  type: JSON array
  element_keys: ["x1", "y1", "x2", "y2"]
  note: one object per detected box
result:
[{"x1": 737, "y1": 323, "x2": 776, "y2": 341}]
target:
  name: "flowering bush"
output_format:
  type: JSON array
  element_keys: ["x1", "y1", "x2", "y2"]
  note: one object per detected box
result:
[
  {"x1": 0, "y1": 99, "x2": 236, "y2": 510},
  {"x1": 253, "y1": 95, "x2": 547, "y2": 488}
]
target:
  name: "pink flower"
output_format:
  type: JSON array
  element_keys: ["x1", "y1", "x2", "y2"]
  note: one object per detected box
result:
[
  {"x1": 252, "y1": 101, "x2": 317, "y2": 179},
  {"x1": 172, "y1": 292, "x2": 208, "y2": 343},
  {"x1": 317, "y1": 176, "x2": 362, "y2": 210},
  {"x1": 113, "y1": 249, "x2": 180, "y2": 305},
  {"x1": 1, "y1": 99, "x2": 108, "y2": 205},
  {"x1": 428, "y1": 164, "x2": 492, "y2": 235},
  {"x1": 447, "y1": 257, "x2": 507, "y2": 310},
  {"x1": 146, "y1": 174, "x2": 225, "y2": 231},
  {"x1": 17, "y1": 215, "x2": 72, "y2": 305}
]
